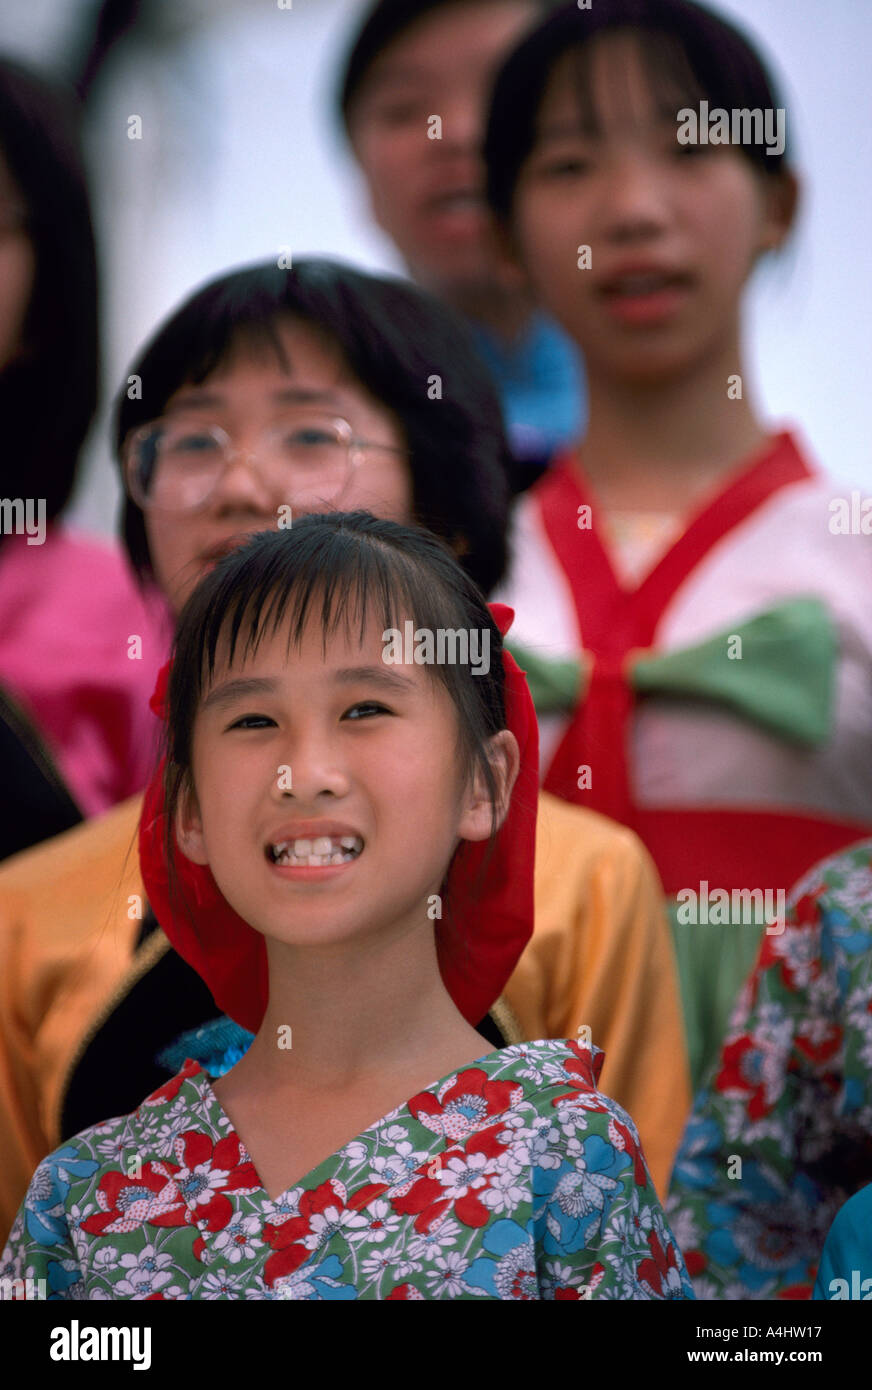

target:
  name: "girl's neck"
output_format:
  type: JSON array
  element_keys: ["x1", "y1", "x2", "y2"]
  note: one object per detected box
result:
[
  {"x1": 418, "y1": 270, "x2": 535, "y2": 344},
  {"x1": 577, "y1": 338, "x2": 770, "y2": 514},
  {"x1": 218, "y1": 928, "x2": 489, "y2": 1101}
]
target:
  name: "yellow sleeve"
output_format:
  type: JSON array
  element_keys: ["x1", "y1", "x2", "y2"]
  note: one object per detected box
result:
[
  {"x1": 501, "y1": 791, "x2": 691, "y2": 1201},
  {"x1": 0, "y1": 796, "x2": 143, "y2": 1244}
]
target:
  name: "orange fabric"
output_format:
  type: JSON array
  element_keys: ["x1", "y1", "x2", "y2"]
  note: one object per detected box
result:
[{"x1": 0, "y1": 790, "x2": 690, "y2": 1243}]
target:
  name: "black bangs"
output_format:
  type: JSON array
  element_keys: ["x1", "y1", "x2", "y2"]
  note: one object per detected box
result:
[
  {"x1": 485, "y1": 0, "x2": 789, "y2": 221},
  {"x1": 165, "y1": 511, "x2": 506, "y2": 767},
  {"x1": 188, "y1": 520, "x2": 482, "y2": 692},
  {"x1": 552, "y1": 28, "x2": 707, "y2": 140},
  {"x1": 116, "y1": 258, "x2": 511, "y2": 598}
]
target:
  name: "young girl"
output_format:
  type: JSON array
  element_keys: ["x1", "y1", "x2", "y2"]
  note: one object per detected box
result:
[
  {"x1": 0, "y1": 512, "x2": 691, "y2": 1299},
  {"x1": 482, "y1": 0, "x2": 872, "y2": 1088}
]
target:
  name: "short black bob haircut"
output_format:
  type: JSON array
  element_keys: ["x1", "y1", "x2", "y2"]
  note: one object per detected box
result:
[
  {"x1": 114, "y1": 259, "x2": 511, "y2": 597},
  {"x1": 0, "y1": 57, "x2": 99, "y2": 520},
  {"x1": 163, "y1": 510, "x2": 507, "y2": 904},
  {"x1": 337, "y1": 0, "x2": 560, "y2": 135},
  {"x1": 484, "y1": 0, "x2": 791, "y2": 224}
]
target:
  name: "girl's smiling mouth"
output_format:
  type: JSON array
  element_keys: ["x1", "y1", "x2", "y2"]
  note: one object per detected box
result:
[{"x1": 265, "y1": 825, "x2": 364, "y2": 874}]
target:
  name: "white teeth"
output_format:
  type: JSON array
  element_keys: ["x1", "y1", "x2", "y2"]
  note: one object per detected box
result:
[
  {"x1": 613, "y1": 274, "x2": 671, "y2": 294},
  {"x1": 269, "y1": 833, "x2": 363, "y2": 867}
]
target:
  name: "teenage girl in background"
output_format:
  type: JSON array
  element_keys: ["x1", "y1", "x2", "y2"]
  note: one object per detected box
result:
[{"x1": 482, "y1": 0, "x2": 872, "y2": 1089}]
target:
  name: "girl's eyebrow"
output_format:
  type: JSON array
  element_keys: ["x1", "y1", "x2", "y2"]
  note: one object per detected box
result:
[
  {"x1": 537, "y1": 122, "x2": 598, "y2": 143},
  {"x1": 165, "y1": 386, "x2": 341, "y2": 413},
  {"x1": 200, "y1": 665, "x2": 417, "y2": 713},
  {"x1": 201, "y1": 676, "x2": 280, "y2": 712}
]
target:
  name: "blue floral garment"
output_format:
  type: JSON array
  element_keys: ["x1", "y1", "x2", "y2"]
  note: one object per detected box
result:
[
  {"x1": 2, "y1": 1039, "x2": 692, "y2": 1300},
  {"x1": 666, "y1": 840, "x2": 872, "y2": 1299}
]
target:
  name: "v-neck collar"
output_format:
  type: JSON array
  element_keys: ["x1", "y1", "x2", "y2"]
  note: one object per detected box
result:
[
  {"x1": 538, "y1": 429, "x2": 813, "y2": 650},
  {"x1": 170, "y1": 1039, "x2": 588, "y2": 1210}
]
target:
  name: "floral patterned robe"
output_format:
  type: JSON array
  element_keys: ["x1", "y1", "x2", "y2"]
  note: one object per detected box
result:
[
  {"x1": 667, "y1": 839, "x2": 872, "y2": 1299},
  {"x1": 2, "y1": 1039, "x2": 691, "y2": 1301}
]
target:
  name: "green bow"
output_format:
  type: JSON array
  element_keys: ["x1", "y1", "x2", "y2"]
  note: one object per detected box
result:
[{"x1": 506, "y1": 597, "x2": 836, "y2": 748}]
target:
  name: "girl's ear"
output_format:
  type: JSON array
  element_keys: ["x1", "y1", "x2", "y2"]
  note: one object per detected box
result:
[
  {"x1": 758, "y1": 169, "x2": 800, "y2": 254},
  {"x1": 457, "y1": 729, "x2": 520, "y2": 843},
  {"x1": 173, "y1": 780, "x2": 210, "y2": 866}
]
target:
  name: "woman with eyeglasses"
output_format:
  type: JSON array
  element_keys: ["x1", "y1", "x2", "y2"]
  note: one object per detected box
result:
[
  {"x1": 0, "y1": 258, "x2": 689, "y2": 1246},
  {"x1": 0, "y1": 57, "x2": 169, "y2": 859}
]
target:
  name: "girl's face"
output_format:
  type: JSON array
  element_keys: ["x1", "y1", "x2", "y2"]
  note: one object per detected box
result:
[
  {"x1": 144, "y1": 317, "x2": 413, "y2": 613},
  {"x1": 349, "y1": 0, "x2": 537, "y2": 296},
  {"x1": 176, "y1": 606, "x2": 510, "y2": 953},
  {"x1": 0, "y1": 150, "x2": 34, "y2": 372},
  {"x1": 510, "y1": 33, "x2": 796, "y2": 383}
]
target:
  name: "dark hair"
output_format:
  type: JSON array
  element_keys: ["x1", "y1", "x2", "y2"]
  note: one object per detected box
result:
[
  {"x1": 484, "y1": 0, "x2": 791, "y2": 223},
  {"x1": 114, "y1": 259, "x2": 511, "y2": 595},
  {"x1": 163, "y1": 510, "x2": 507, "y2": 908},
  {"x1": 0, "y1": 57, "x2": 99, "y2": 519},
  {"x1": 337, "y1": 0, "x2": 559, "y2": 135}
]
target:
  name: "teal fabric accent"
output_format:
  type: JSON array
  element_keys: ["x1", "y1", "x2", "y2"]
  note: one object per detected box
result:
[
  {"x1": 508, "y1": 598, "x2": 837, "y2": 747},
  {"x1": 156, "y1": 1015, "x2": 254, "y2": 1078},
  {"x1": 666, "y1": 899, "x2": 765, "y2": 1093},
  {"x1": 504, "y1": 640, "x2": 582, "y2": 713},
  {"x1": 634, "y1": 597, "x2": 836, "y2": 748}
]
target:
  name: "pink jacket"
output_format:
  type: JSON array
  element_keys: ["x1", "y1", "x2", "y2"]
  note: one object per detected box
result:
[{"x1": 0, "y1": 526, "x2": 172, "y2": 818}]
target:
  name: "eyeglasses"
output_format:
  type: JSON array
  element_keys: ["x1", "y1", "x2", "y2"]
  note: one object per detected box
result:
[{"x1": 123, "y1": 411, "x2": 408, "y2": 514}]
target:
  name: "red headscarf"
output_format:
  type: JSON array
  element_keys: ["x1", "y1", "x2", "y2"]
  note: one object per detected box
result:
[{"x1": 138, "y1": 603, "x2": 539, "y2": 1033}]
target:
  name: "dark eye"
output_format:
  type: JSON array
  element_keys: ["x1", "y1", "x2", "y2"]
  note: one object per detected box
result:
[
  {"x1": 167, "y1": 430, "x2": 221, "y2": 455},
  {"x1": 344, "y1": 702, "x2": 390, "y2": 720},
  {"x1": 673, "y1": 141, "x2": 710, "y2": 159},
  {"x1": 540, "y1": 156, "x2": 590, "y2": 178},
  {"x1": 228, "y1": 714, "x2": 276, "y2": 730}
]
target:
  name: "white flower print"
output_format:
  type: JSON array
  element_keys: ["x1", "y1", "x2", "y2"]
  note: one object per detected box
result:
[
  {"x1": 167, "y1": 1156, "x2": 230, "y2": 1209},
  {"x1": 425, "y1": 1250, "x2": 471, "y2": 1298},
  {"x1": 341, "y1": 1140, "x2": 369, "y2": 1166},
  {"x1": 406, "y1": 1217, "x2": 461, "y2": 1262},
  {"x1": 368, "y1": 1141, "x2": 427, "y2": 1195},
  {"x1": 303, "y1": 1204, "x2": 369, "y2": 1252},
  {"x1": 381, "y1": 1241, "x2": 423, "y2": 1281},
  {"x1": 479, "y1": 1160, "x2": 526, "y2": 1215},
  {"x1": 115, "y1": 1244, "x2": 176, "y2": 1298},
  {"x1": 92, "y1": 1245, "x2": 118, "y2": 1270},
  {"x1": 346, "y1": 1199, "x2": 401, "y2": 1245},
  {"x1": 436, "y1": 1151, "x2": 491, "y2": 1201},
  {"x1": 213, "y1": 1214, "x2": 262, "y2": 1264},
  {"x1": 199, "y1": 1269, "x2": 243, "y2": 1299},
  {"x1": 493, "y1": 1237, "x2": 539, "y2": 1300}
]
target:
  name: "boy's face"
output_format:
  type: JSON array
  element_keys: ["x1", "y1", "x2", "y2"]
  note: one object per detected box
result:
[
  {"x1": 176, "y1": 608, "x2": 506, "y2": 955},
  {"x1": 509, "y1": 34, "x2": 795, "y2": 383},
  {"x1": 144, "y1": 317, "x2": 412, "y2": 614},
  {"x1": 348, "y1": 0, "x2": 538, "y2": 297}
]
